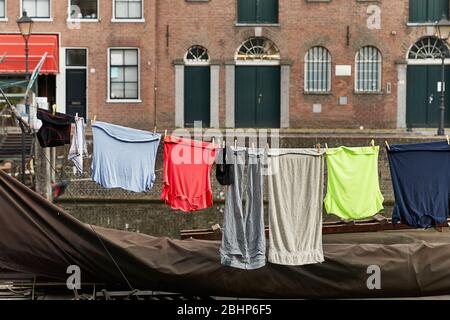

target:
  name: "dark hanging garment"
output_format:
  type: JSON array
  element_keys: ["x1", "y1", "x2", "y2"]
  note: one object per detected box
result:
[
  {"x1": 387, "y1": 141, "x2": 450, "y2": 228},
  {"x1": 216, "y1": 146, "x2": 234, "y2": 186},
  {"x1": 37, "y1": 108, "x2": 74, "y2": 148}
]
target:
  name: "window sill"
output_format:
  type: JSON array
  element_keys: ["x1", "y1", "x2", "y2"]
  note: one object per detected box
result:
[
  {"x1": 0, "y1": 18, "x2": 8, "y2": 22},
  {"x1": 354, "y1": 91, "x2": 383, "y2": 95},
  {"x1": 406, "y1": 22, "x2": 436, "y2": 27},
  {"x1": 304, "y1": 91, "x2": 332, "y2": 95},
  {"x1": 235, "y1": 23, "x2": 280, "y2": 27},
  {"x1": 106, "y1": 99, "x2": 142, "y2": 104},
  {"x1": 111, "y1": 18, "x2": 145, "y2": 23},
  {"x1": 67, "y1": 18, "x2": 100, "y2": 23},
  {"x1": 28, "y1": 18, "x2": 53, "y2": 22}
]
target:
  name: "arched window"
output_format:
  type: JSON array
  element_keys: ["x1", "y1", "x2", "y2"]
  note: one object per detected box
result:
[
  {"x1": 408, "y1": 36, "x2": 448, "y2": 60},
  {"x1": 184, "y1": 45, "x2": 210, "y2": 65},
  {"x1": 355, "y1": 46, "x2": 382, "y2": 93},
  {"x1": 304, "y1": 46, "x2": 331, "y2": 93},
  {"x1": 235, "y1": 37, "x2": 280, "y2": 63}
]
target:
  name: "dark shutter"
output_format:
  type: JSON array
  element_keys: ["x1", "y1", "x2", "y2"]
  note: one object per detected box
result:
[
  {"x1": 427, "y1": 0, "x2": 449, "y2": 22},
  {"x1": 409, "y1": 0, "x2": 428, "y2": 22},
  {"x1": 257, "y1": 0, "x2": 278, "y2": 23},
  {"x1": 237, "y1": 0, "x2": 257, "y2": 23}
]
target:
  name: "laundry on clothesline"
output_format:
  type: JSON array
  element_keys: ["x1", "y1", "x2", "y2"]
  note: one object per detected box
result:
[
  {"x1": 68, "y1": 116, "x2": 88, "y2": 176},
  {"x1": 267, "y1": 149, "x2": 325, "y2": 266},
  {"x1": 220, "y1": 147, "x2": 266, "y2": 270},
  {"x1": 161, "y1": 135, "x2": 219, "y2": 212},
  {"x1": 91, "y1": 121, "x2": 161, "y2": 193},
  {"x1": 324, "y1": 145, "x2": 384, "y2": 220},
  {"x1": 36, "y1": 108, "x2": 74, "y2": 148},
  {"x1": 387, "y1": 141, "x2": 450, "y2": 228}
]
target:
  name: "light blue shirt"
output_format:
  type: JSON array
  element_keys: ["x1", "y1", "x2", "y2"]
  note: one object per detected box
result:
[{"x1": 91, "y1": 121, "x2": 161, "y2": 193}]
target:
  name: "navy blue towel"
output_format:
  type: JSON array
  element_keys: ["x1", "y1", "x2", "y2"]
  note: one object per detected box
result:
[{"x1": 387, "y1": 141, "x2": 450, "y2": 228}]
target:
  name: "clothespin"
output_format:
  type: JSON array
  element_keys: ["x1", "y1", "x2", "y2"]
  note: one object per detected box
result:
[
  {"x1": 371, "y1": 139, "x2": 375, "y2": 149},
  {"x1": 266, "y1": 143, "x2": 270, "y2": 150},
  {"x1": 153, "y1": 126, "x2": 157, "y2": 134},
  {"x1": 385, "y1": 141, "x2": 390, "y2": 151},
  {"x1": 325, "y1": 143, "x2": 328, "y2": 151},
  {"x1": 75, "y1": 113, "x2": 78, "y2": 121},
  {"x1": 212, "y1": 137, "x2": 215, "y2": 146},
  {"x1": 234, "y1": 138, "x2": 237, "y2": 149},
  {"x1": 251, "y1": 142, "x2": 255, "y2": 150},
  {"x1": 164, "y1": 130, "x2": 168, "y2": 138},
  {"x1": 222, "y1": 140, "x2": 226, "y2": 148},
  {"x1": 52, "y1": 104, "x2": 57, "y2": 115},
  {"x1": 446, "y1": 135, "x2": 449, "y2": 145},
  {"x1": 317, "y1": 143, "x2": 321, "y2": 153}
]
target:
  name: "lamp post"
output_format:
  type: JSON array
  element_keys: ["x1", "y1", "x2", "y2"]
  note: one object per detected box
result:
[
  {"x1": 17, "y1": 11, "x2": 33, "y2": 184},
  {"x1": 434, "y1": 13, "x2": 450, "y2": 136}
]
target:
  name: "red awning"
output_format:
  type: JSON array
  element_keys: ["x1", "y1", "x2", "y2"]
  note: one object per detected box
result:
[{"x1": 0, "y1": 34, "x2": 59, "y2": 74}]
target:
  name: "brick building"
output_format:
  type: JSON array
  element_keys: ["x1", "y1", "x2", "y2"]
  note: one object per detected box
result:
[{"x1": 0, "y1": 0, "x2": 449, "y2": 130}]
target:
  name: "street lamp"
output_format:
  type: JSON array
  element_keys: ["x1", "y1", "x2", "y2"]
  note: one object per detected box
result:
[
  {"x1": 434, "y1": 13, "x2": 450, "y2": 136},
  {"x1": 16, "y1": 11, "x2": 33, "y2": 184}
]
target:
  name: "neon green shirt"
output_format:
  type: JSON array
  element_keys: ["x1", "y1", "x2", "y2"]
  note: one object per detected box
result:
[{"x1": 324, "y1": 146, "x2": 384, "y2": 220}]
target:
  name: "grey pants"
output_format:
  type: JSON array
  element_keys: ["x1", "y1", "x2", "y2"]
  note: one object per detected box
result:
[{"x1": 220, "y1": 147, "x2": 266, "y2": 270}]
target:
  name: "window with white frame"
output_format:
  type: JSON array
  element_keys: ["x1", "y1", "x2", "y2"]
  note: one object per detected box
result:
[
  {"x1": 355, "y1": 46, "x2": 382, "y2": 93},
  {"x1": 304, "y1": 46, "x2": 331, "y2": 93},
  {"x1": 0, "y1": 0, "x2": 5, "y2": 18},
  {"x1": 22, "y1": 0, "x2": 50, "y2": 18},
  {"x1": 114, "y1": 0, "x2": 143, "y2": 19},
  {"x1": 69, "y1": 0, "x2": 98, "y2": 20},
  {"x1": 109, "y1": 49, "x2": 139, "y2": 100}
]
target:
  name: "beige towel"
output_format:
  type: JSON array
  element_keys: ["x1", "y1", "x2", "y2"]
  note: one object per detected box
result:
[{"x1": 267, "y1": 149, "x2": 325, "y2": 266}]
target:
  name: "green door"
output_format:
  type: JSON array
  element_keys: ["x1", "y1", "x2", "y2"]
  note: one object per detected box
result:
[
  {"x1": 184, "y1": 66, "x2": 210, "y2": 127},
  {"x1": 407, "y1": 65, "x2": 450, "y2": 128},
  {"x1": 235, "y1": 66, "x2": 280, "y2": 128}
]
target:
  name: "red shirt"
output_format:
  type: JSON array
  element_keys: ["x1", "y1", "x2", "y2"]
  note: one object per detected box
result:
[{"x1": 161, "y1": 136, "x2": 218, "y2": 212}]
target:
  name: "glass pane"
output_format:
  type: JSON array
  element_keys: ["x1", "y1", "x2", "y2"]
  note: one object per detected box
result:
[
  {"x1": 128, "y1": 2, "x2": 142, "y2": 18},
  {"x1": 66, "y1": 49, "x2": 87, "y2": 67},
  {"x1": 124, "y1": 83, "x2": 138, "y2": 99},
  {"x1": 124, "y1": 50, "x2": 138, "y2": 65},
  {"x1": 71, "y1": 0, "x2": 98, "y2": 19},
  {"x1": 110, "y1": 67, "x2": 124, "y2": 81},
  {"x1": 110, "y1": 50, "x2": 123, "y2": 65},
  {"x1": 110, "y1": 83, "x2": 124, "y2": 99},
  {"x1": 0, "y1": 0, "x2": 5, "y2": 18},
  {"x1": 36, "y1": 0, "x2": 50, "y2": 17},
  {"x1": 23, "y1": 0, "x2": 36, "y2": 17},
  {"x1": 124, "y1": 67, "x2": 138, "y2": 81},
  {"x1": 115, "y1": 2, "x2": 128, "y2": 18}
]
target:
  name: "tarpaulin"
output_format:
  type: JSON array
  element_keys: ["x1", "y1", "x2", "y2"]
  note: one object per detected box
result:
[
  {"x1": 387, "y1": 141, "x2": 450, "y2": 228},
  {"x1": 0, "y1": 34, "x2": 59, "y2": 74},
  {"x1": 2, "y1": 170, "x2": 450, "y2": 299}
]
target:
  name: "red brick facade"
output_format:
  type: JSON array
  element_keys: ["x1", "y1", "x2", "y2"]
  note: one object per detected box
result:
[{"x1": 0, "y1": 0, "x2": 444, "y2": 129}]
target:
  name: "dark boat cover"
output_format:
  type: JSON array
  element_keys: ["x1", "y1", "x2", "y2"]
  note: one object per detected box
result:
[{"x1": 1, "y1": 169, "x2": 450, "y2": 299}]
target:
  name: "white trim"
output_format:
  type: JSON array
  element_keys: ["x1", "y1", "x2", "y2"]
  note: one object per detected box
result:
[
  {"x1": 106, "y1": 99, "x2": 142, "y2": 103},
  {"x1": 112, "y1": 0, "x2": 144, "y2": 21},
  {"x1": 20, "y1": 0, "x2": 52, "y2": 20},
  {"x1": 407, "y1": 59, "x2": 450, "y2": 65},
  {"x1": 107, "y1": 47, "x2": 141, "y2": 103},
  {"x1": 407, "y1": 22, "x2": 437, "y2": 27},
  {"x1": 235, "y1": 23, "x2": 280, "y2": 27},
  {"x1": 111, "y1": 18, "x2": 145, "y2": 23},
  {"x1": 235, "y1": 60, "x2": 280, "y2": 66},
  {"x1": 0, "y1": 0, "x2": 6, "y2": 20},
  {"x1": 67, "y1": 0, "x2": 100, "y2": 21}
]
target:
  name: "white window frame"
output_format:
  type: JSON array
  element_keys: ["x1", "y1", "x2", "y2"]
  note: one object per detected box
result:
[
  {"x1": 111, "y1": 0, "x2": 145, "y2": 23},
  {"x1": 107, "y1": 47, "x2": 141, "y2": 103},
  {"x1": 67, "y1": 0, "x2": 100, "y2": 23},
  {"x1": 304, "y1": 46, "x2": 332, "y2": 93},
  {"x1": 0, "y1": 0, "x2": 7, "y2": 21},
  {"x1": 354, "y1": 46, "x2": 382, "y2": 93},
  {"x1": 20, "y1": 0, "x2": 52, "y2": 21}
]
